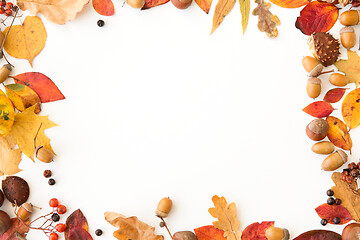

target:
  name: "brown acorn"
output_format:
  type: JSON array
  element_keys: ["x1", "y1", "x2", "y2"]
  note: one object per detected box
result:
[
  {"x1": 308, "y1": 32, "x2": 340, "y2": 67},
  {"x1": 16, "y1": 203, "x2": 33, "y2": 220},
  {"x1": 2, "y1": 176, "x2": 30, "y2": 206},
  {"x1": 36, "y1": 146, "x2": 55, "y2": 163}
]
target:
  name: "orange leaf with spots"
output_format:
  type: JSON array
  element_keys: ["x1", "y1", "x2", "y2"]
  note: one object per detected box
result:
[
  {"x1": 195, "y1": 0, "x2": 212, "y2": 13},
  {"x1": 326, "y1": 116, "x2": 352, "y2": 151},
  {"x1": 194, "y1": 226, "x2": 227, "y2": 240},
  {"x1": 93, "y1": 0, "x2": 114, "y2": 16},
  {"x1": 342, "y1": 88, "x2": 360, "y2": 130},
  {"x1": 303, "y1": 101, "x2": 334, "y2": 118},
  {"x1": 324, "y1": 88, "x2": 347, "y2": 103},
  {"x1": 241, "y1": 221, "x2": 274, "y2": 240},
  {"x1": 270, "y1": 0, "x2": 309, "y2": 8},
  {"x1": 142, "y1": 0, "x2": 170, "y2": 9},
  {"x1": 315, "y1": 203, "x2": 353, "y2": 225}
]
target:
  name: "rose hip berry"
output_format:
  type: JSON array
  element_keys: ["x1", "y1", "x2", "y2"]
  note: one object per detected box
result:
[
  {"x1": 49, "y1": 198, "x2": 59, "y2": 208},
  {"x1": 49, "y1": 232, "x2": 58, "y2": 240},
  {"x1": 55, "y1": 223, "x2": 66, "y2": 232},
  {"x1": 57, "y1": 205, "x2": 67, "y2": 214}
]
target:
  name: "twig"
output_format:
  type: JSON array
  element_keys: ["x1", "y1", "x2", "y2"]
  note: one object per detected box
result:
[{"x1": 158, "y1": 216, "x2": 173, "y2": 240}]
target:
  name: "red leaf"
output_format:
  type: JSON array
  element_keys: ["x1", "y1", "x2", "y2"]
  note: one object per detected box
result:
[
  {"x1": 324, "y1": 88, "x2": 347, "y2": 103},
  {"x1": 93, "y1": 0, "x2": 115, "y2": 16},
  {"x1": 13, "y1": 72, "x2": 65, "y2": 103},
  {"x1": 65, "y1": 209, "x2": 89, "y2": 240},
  {"x1": 0, "y1": 218, "x2": 30, "y2": 240},
  {"x1": 241, "y1": 221, "x2": 274, "y2": 240},
  {"x1": 141, "y1": 0, "x2": 170, "y2": 9},
  {"x1": 315, "y1": 203, "x2": 353, "y2": 225},
  {"x1": 303, "y1": 101, "x2": 334, "y2": 118},
  {"x1": 270, "y1": 0, "x2": 309, "y2": 8},
  {"x1": 294, "y1": 230, "x2": 341, "y2": 240},
  {"x1": 194, "y1": 226, "x2": 226, "y2": 240},
  {"x1": 68, "y1": 227, "x2": 93, "y2": 240},
  {"x1": 295, "y1": 1, "x2": 339, "y2": 36}
]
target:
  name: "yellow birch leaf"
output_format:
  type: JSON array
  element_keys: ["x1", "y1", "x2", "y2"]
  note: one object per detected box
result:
[
  {"x1": 3, "y1": 16, "x2": 47, "y2": 67},
  {"x1": 211, "y1": 0, "x2": 236, "y2": 34},
  {"x1": 239, "y1": 0, "x2": 250, "y2": 34},
  {"x1": 6, "y1": 105, "x2": 57, "y2": 161},
  {"x1": 335, "y1": 50, "x2": 360, "y2": 87},
  {"x1": 208, "y1": 195, "x2": 241, "y2": 240},
  {"x1": 0, "y1": 136, "x2": 22, "y2": 176},
  {"x1": 342, "y1": 88, "x2": 360, "y2": 130},
  {"x1": 0, "y1": 89, "x2": 15, "y2": 136}
]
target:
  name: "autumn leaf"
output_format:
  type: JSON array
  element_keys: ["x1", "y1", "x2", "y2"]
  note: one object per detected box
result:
[
  {"x1": 6, "y1": 105, "x2": 57, "y2": 160},
  {"x1": 295, "y1": 1, "x2": 338, "y2": 36},
  {"x1": 324, "y1": 88, "x2": 347, "y2": 103},
  {"x1": 0, "y1": 136, "x2": 21, "y2": 176},
  {"x1": 342, "y1": 88, "x2": 360, "y2": 130},
  {"x1": 332, "y1": 172, "x2": 360, "y2": 222},
  {"x1": 335, "y1": 50, "x2": 360, "y2": 87},
  {"x1": 210, "y1": 0, "x2": 236, "y2": 34},
  {"x1": 269, "y1": 0, "x2": 309, "y2": 8},
  {"x1": 315, "y1": 203, "x2": 352, "y2": 225},
  {"x1": 3, "y1": 16, "x2": 46, "y2": 67},
  {"x1": 104, "y1": 212, "x2": 164, "y2": 240},
  {"x1": 65, "y1": 209, "x2": 89, "y2": 240},
  {"x1": 142, "y1": 0, "x2": 170, "y2": 9},
  {"x1": 253, "y1": 0, "x2": 280, "y2": 38},
  {"x1": 241, "y1": 221, "x2": 274, "y2": 240},
  {"x1": 195, "y1": 0, "x2": 212, "y2": 14},
  {"x1": 326, "y1": 116, "x2": 352, "y2": 151},
  {"x1": 303, "y1": 101, "x2": 334, "y2": 118},
  {"x1": 0, "y1": 218, "x2": 30, "y2": 240},
  {"x1": 17, "y1": 0, "x2": 89, "y2": 25},
  {"x1": 208, "y1": 195, "x2": 241, "y2": 240},
  {"x1": 239, "y1": 0, "x2": 250, "y2": 34},
  {"x1": 0, "y1": 90, "x2": 15, "y2": 136},
  {"x1": 194, "y1": 226, "x2": 227, "y2": 240},
  {"x1": 293, "y1": 230, "x2": 341, "y2": 240},
  {"x1": 13, "y1": 72, "x2": 65, "y2": 103},
  {"x1": 93, "y1": 0, "x2": 114, "y2": 16},
  {"x1": 5, "y1": 84, "x2": 41, "y2": 114},
  {"x1": 68, "y1": 228, "x2": 93, "y2": 240}
]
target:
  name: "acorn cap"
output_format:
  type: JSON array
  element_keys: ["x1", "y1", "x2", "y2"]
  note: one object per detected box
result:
[
  {"x1": 340, "y1": 26, "x2": 355, "y2": 34},
  {"x1": 337, "y1": 150, "x2": 348, "y2": 163},
  {"x1": 308, "y1": 32, "x2": 340, "y2": 67},
  {"x1": 309, "y1": 64, "x2": 323, "y2": 77},
  {"x1": 3, "y1": 64, "x2": 11, "y2": 71},
  {"x1": 308, "y1": 77, "x2": 321, "y2": 85}
]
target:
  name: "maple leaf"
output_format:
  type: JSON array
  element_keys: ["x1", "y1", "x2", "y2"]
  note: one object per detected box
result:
[
  {"x1": 0, "y1": 136, "x2": 22, "y2": 176},
  {"x1": 0, "y1": 89, "x2": 15, "y2": 136},
  {"x1": 6, "y1": 105, "x2": 57, "y2": 161},
  {"x1": 335, "y1": 50, "x2": 360, "y2": 87},
  {"x1": 104, "y1": 212, "x2": 164, "y2": 240},
  {"x1": 208, "y1": 195, "x2": 241, "y2": 240},
  {"x1": 17, "y1": 0, "x2": 89, "y2": 25}
]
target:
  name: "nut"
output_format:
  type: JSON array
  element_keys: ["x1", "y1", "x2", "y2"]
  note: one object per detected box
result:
[
  {"x1": 340, "y1": 27, "x2": 356, "y2": 49},
  {"x1": 311, "y1": 141, "x2": 335, "y2": 155},
  {"x1": 306, "y1": 77, "x2": 321, "y2": 99},
  {"x1": 308, "y1": 32, "x2": 340, "y2": 67},
  {"x1": 265, "y1": 226, "x2": 290, "y2": 240},
  {"x1": 306, "y1": 118, "x2": 329, "y2": 141},
  {"x1": 329, "y1": 73, "x2": 349, "y2": 87},
  {"x1": 36, "y1": 146, "x2": 55, "y2": 163},
  {"x1": 321, "y1": 150, "x2": 348, "y2": 171},
  {"x1": 340, "y1": 10, "x2": 360, "y2": 26},
  {"x1": 302, "y1": 56, "x2": 323, "y2": 77},
  {"x1": 155, "y1": 197, "x2": 172, "y2": 218},
  {"x1": 173, "y1": 231, "x2": 198, "y2": 240}
]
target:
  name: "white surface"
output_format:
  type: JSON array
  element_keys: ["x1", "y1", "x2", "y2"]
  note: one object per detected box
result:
[{"x1": 2, "y1": 1, "x2": 360, "y2": 239}]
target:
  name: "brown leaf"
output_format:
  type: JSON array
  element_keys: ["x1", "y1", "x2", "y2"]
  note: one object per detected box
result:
[
  {"x1": 342, "y1": 88, "x2": 360, "y2": 130},
  {"x1": 65, "y1": 209, "x2": 89, "y2": 240},
  {"x1": 104, "y1": 212, "x2": 164, "y2": 240},
  {"x1": 252, "y1": 0, "x2": 280, "y2": 38},
  {"x1": 210, "y1": 0, "x2": 236, "y2": 34},
  {"x1": 0, "y1": 218, "x2": 30, "y2": 240},
  {"x1": 0, "y1": 136, "x2": 22, "y2": 176},
  {"x1": 326, "y1": 116, "x2": 352, "y2": 151},
  {"x1": 68, "y1": 228, "x2": 93, "y2": 240},
  {"x1": 208, "y1": 195, "x2": 241, "y2": 240},
  {"x1": 335, "y1": 50, "x2": 360, "y2": 87}
]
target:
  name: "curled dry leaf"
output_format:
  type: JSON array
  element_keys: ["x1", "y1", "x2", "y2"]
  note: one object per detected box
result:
[
  {"x1": 241, "y1": 221, "x2": 274, "y2": 240},
  {"x1": 65, "y1": 209, "x2": 89, "y2": 240},
  {"x1": 194, "y1": 226, "x2": 227, "y2": 240},
  {"x1": 17, "y1": 0, "x2": 90, "y2": 25},
  {"x1": 195, "y1": 0, "x2": 212, "y2": 14},
  {"x1": 342, "y1": 88, "x2": 360, "y2": 130},
  {"x1": 269, "y1": 0, "x2": 309, "y2": 8},
  {"x1": 324, "y1": 88, "x2": 347, "y2": 103},
  {"x1": 303, "y1": 101, "x2": 334, "y2": 118},
  {"x1": 0, "y1": 90, "x2": 15, "y2": 136},
  {"x1": 208, "y1": 195, "x2": 241, "y2": 240},
  {"x1": 326, "y1": 116, "x2": 352, "y2": 151},
  {"x1": 0, "y1": 136, "x2": 21, "y2": 176},
  {"x1": 335, "y1": 50, "x2": 360, "y2": 87},
  {"x1": 239, "y1": 0, "x2": 250, "y2": 34},
  {"x1": 293, "y1": 230, "x2": 341, "y2": 240},
  {"x1": 142, "y1": 0, "x2": 170, "y2": 9},
  {"x1": 210, "y1": 0, "x2": 236, "y2": 34},
  {"x1": 253, "y1": 0, "x2": 280, "y2": 38},
  {"x1": 3, "y1": 16, "x2": 46, "y2": 67},
  {"x1": 0, "y1": 218, "x2": 30, "y2": 240},
  {"x1": 315, "y1": 203, "x2": 353, "y2": 225},
  {"x1": 93, "y1": 0, "x2": 114, "y2": 16},
  {"x1": 295, "y1": 1, "x2": 338, "y2": 36}
]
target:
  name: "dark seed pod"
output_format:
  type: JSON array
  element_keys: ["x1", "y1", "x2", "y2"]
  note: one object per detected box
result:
[
  {"x1": 2, "y1": 176, "x2": 30, "y2": 206},
  {"x1": 308, "y1": 32, "x2": 340, "y2": 67}
]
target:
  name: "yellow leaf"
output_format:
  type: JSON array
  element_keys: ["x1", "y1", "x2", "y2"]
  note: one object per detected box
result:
[
  {"x1": 239, "y1": 0, "x2": 250, "y2": 34},
  {"x1": 6, "y1": 105, "x2": 57, "y2": 161},
  {"x1": 0, "y1": 136, "x2": 22, "y2": 176},
  {"x1": 342, "y1": 88, "x2": 360, "y2": 130},
  {"x1": 335, "y1": 50, "x2": 360, "y2": 87},
  {"x1": 5, "y1": 84, "x2": 41, "y2": 114},
  {"x1": 3, "y1": 16, "x2": 47, "y2": 67},
  {"x1": 0, "y1": 89, "x2": 15, "y2": 136},
  {"x1": 208, "y1": 195, "x2": 241, "y2": 240},
  {"x1": 211, "y1": 0, "x2": 236, "y2": 34},
  {"x1": 17, "y1": 0, "x2": 90, "y2": 25}
]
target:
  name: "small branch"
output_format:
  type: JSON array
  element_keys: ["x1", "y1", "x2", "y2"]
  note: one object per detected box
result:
[{"x1": 158, "y1": 216, "x2": 173, "y2": 240}]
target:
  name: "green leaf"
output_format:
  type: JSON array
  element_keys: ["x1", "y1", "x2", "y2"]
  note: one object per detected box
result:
[{"x1": 239, "y1": 0, "x2": 250, "y2": 34}]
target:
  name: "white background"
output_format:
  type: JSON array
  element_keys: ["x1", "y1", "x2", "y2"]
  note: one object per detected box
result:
[{"x1": 2, "y1": 1, "x2": 360, "y2": 239}]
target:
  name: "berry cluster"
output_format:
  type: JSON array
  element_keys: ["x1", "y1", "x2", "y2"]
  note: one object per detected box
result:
[
  {"x1": 340, "y1": 162, "x2": 360, "y2": 184},
  {"x1": 0, "y1": 1, "x2": 16, "y2": 16},
  {"x1": 43, "y1": 170, "x2": 56, "y2": 186},
  {"x1": 321, "y1": 189, "x2": 343, "y2": 226}
]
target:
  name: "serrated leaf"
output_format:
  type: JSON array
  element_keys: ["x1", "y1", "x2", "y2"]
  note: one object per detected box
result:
[{"x1": 335, "y1": 50, "x2": 360, "y2": 87}]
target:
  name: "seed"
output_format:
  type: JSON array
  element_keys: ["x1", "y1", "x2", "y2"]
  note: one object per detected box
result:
[
  {"x1": 321, "y1": 150, "x2": 348, "y2": 171},
  {"x1": 329, "y1": 73, "x2": 349, "y2": 87},
  {"x1": 326, "y1": 189, "x2": 334, "y2": 196},
  {"x1": 155, "y1": 197, "x2": 172, "y2": 218},
  {"x1": 333, "y1": 217, "x2": 341, "y2": 224},
  {"x1": 307, "y1": 78, "x2": 321, "y2": 99},
  {"x1": 51, "y1": 213, "x2": 60, "y2": 222},
  {"x1": 43, "y1": 170, "x2": 52, "y2": 178},
  {"x1": 340, "y1": 10, "x2": 360, "y2": 26},
  {"x1": 335, "y1": 199, "x2": 342, "y2": 205},
  {"x1": 311, "y1": 141, "x2": 334, "y2": 155},
  {"x1": 95, "y1": 229, "x2": 103, "y2": 236},
  {"x1": 159, "y1": 222, "x2": 165, "y2": 227},
  {"x1": 97, "y1": 20, "x2": 105, "y2": 27},
  {"x1": 327, "y1": 197, "x2": 335, "y2": 205},
  {"x1": 321, "y1": 219, "x2": 327, "y2": 226},
  {"x1": 48, "y1": 178, "x2": 56, "y2": 186}
]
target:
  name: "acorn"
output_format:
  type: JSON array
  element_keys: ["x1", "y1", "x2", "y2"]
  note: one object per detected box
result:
[
  {"x1": 311, "y1": 141, "x2": 335, "y2": 155},
  {"x1": 16, "y1": 203, "x2": 33, "y2": 221},
  {"x1": 306, "y1": 77, "x2": 321, "y2": 99},
  {"x1": 265, "y1": 226, "x2": 290, "y2": 240},
  {"x1": 340, "y1": 10, "x2": 360, "y2": 26},
  {"x1": 302, "y1": 56, "x2": 324, "y2": 77},
  {"x1": 126, "y1": 0, "x2": 145, "y2": 8},
  {"x1": 340, "y1": 27, "x2": 356, "y2": 49},
  {"x1": 155, "y1": 197, "x2": 172, "y2": 218},
  {"x1": 173, "y1": 231, "x2": 198, "y2": 240},
  {"x1": 2, "y1": 176, "x2": 30, "y2": 206},
  {"x1": 321, "y1": 150, "x2": 348, "y2": 171},
  {"x1": 308, "y1": 32, "x2": 340, "y2": 67},
  {"x1": 0, "y1": 210, "x2": 11, "y2": 234},
  {"x1": 0, "y1": 64, "x2": 11, "y2": 84},
  {"x1": 306, "y1": 118, "x2": 329, "y2": 141},
  {"x1": 35, "y1": 146, "x2": 55, "y2": 163}
]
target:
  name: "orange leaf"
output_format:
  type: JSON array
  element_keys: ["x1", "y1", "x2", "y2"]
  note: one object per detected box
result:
[
  {"x1": 295, "y1": 1, "x2": 338, "y2": 35},
  {"x1": 342, "y1": 88, "x2": 360, "y2": 130},
  {"x1": 326, "y1": 116, "x2": 352, "y2": 151},
  {"x1": 195, "y1": 0, "x2": 212, "y2": 13},
  {"x1": 315, "y1": 203, "x2": 352, "y2": 225},
  {"x1": 141, "y1": 0, "x2": 170, "y2": 9},
  {"x1": 241, "y1": 221, "x2": 274, "y2": 240},
  {"x1": 324, "y1": 88, "x2": 347, "y2": 103},
  {"x1": 303, "y1": 101, "x2": 334, "y2": 118},
  {"x1": 270, "y1": 0, "x2": 309, "y2": 8},
  {"x1": 93, "y1": 0, "x2": 114, "y2": 16},
  {"x1": 194, "y1": 226, "x2": 227, "y2": 240}
]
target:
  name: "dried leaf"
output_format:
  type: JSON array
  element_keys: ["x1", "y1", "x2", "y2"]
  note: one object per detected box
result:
[
  {"x1": 65, "y1": 209, "x2": 89, "y2": 240},
  {"x1": 13, "y1": 72, "x2": 65, "y2": 103},
  {"x1": 239, "y1": 0, "x2": 250, "y2": 34},
  {"x1": 295, "y1": 1, "x2": 338, "y2": 36},
  {"x1": 210, "y1": 0, "x2": 236, "y2": 34},
  {"x1": 104, "y1": 212, "x2": 164, "y2": 240},
  {"x1": 194, "y1": 226, "x2": 227, "y2": 240},
  {"x1": 5, "y1": 84, "x2": 41, "y2": 114},
  {"x1": 241, "y1": 221, "x2": 274, "y2": 240},
  {"x1": 17, "y1": 0, "x2": 90, "y2": 25},
  {"x1": 195, "y1": 0, "x2": 212, "y2": 13},
  {"x1": 303, "y1": 101, "x2": 334, "y2": 118},
  {"x1": 342, "y1": 88, "x2": 360, "y2": 130},
  {"x1": 332, "y1": 172, "x2": 360, "y2": 222},
  {"x1": 0, "y1": 136, "x2": 21, "y2": 176},
  {"x1": 0, "y1": 218, "x2": 30, "y2": 240},
  {"x1": 6, "y1": 105, "x2": 57, "y2": 160},
  {"x1": 208, "y1": 195, "x2": 241, "y2": 240},
  {"x1": 68, "y1": 228, "x2": 93, "y2": 240},
  {"x1": 326, "y1": 116, "x2": 352, "y2": 151},
  {"x1": 253, "y1": 0, "x2": 280, "y2": 38},
  {"x1": 269, "y1": 0, "x2": 309, "y2": 8},
  {"x1": 335, "y1": 50, "x2": 360, "y2": 87},
  {"x1": 141, "y1": 0, "x2": 170, "y2": 9},
  {"x1": 324, "y1": 88, "x2": 347, "y2": 103},
  {"x1": 3, "y1": 16, "x2": 46, "y2": 67},
  {"x1": 0, "y1": 90, "x2": 15, "y2": 136},
  {"x1": 315, "y1": 203, "x2": 353, "y2": 225},
  {"x1": 293, "y1": 230, "x2": 341, "y2": 240},
  {"x1": 93, "y1": 0, "x2": 114, "y2": 16}
]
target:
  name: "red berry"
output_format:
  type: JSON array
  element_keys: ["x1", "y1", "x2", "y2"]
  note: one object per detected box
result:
[
  {"x1": 49, "y1": 233, "x2": 58, "y2": 240},
  {"x1": 6, "y1": 2, "x2": 12, "y2": 8},
  {"x1": 5, "y1": 9, "x2": 11, "y2": 16},
  {"x1": 0, "y1": 8, "x2": 4, "y2": 13},
  {"x1": 0, "y1": 1, "x2": 6, "y2": 7},
  {"x1": 55, "y1": 223, "x2": 66, "y2": 232},
  {"x1": 57, "y1": 205, "x2": 67, "y2": 214},
  {"x1": 49, "y1": 198, "x2": 59, "y2": 208}
]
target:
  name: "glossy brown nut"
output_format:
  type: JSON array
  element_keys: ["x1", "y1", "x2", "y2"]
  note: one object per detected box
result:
[
  {"x1": 0, "y1": 211, "x2": 11, "y2": 234},
  {"x1": 311, "y1": 141, "x2": 335, "y2": 155},
  {"x1": 329, "y1": 73, "x2": 349, "y2": 87},
  {"x1": 321, "y1": 150, "x2": 348, "y2": 171},
  {"x1": 171, "y1": 0, "x2": 192, "y2": 9},
  {"x1": 306, "y1": 118, "x2": 329, "y2": 141},
  {"x1": 342, "y1": 223, "x2": 360, "y2": 240},
  {"x1": 265, "y1": 227, "x2": 290, "y2": 240}
]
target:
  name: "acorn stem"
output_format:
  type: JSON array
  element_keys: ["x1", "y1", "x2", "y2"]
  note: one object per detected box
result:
[{"x1": 317, "y1": 69, "x2": 334, "y2": 76}]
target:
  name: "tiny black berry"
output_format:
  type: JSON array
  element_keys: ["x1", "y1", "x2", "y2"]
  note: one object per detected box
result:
[
  {"x1": 48, "y1": 178, "x2": 56, "y2": 186},
  {"x1": 159, "y1": 222, "x2": 165, "y2": 228},
  {"x1": 333, "y1": 217, "x2": 341, "y2": 224},
  {"x1": 51, "y1": 213, "x2": 60, "y2": 222},
  {"x1": 95, "y1": 229, "x2": 103, "y2": 236},
  {"x1": 43, "y1": 170, "x2": 52, "y2": 178},
  {"x1": 327, "y1": 197, "x2": 335, "y2": 205},
  {"x1": 335, "y1": 198, "x2": 342, "y2": 205},
  {"x1": 97, "y1": 20, "x2": 105, "y2": 27},
  {"x1": 320, "y1": 219, "x2": 327, "y2": 226},
  {"x1": 326, "y1": 189, "x2": 334, "y2": 197}
]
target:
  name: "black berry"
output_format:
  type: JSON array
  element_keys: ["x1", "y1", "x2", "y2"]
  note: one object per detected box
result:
[
  {"x1": 43, "y1": 170, "x2": 52, "y2": 178},
  {"x1": 335, "y1": 198, "x2": 342, "y2": 205},
  {"x1": 159, "y1": 222, "x2": 165, "y2": 228},
  {"x1": 97, "y1": 20, "x2": 105, "y2": 27},
  {"x1": 320, "y1": 219, "x2": 327, "y2": 226},
  {"x1": 326, "y1": 189, "x2": 334, "y2": 196},
  {"x1": 327, "y1": 197, "x2": 335, "y2": 205},
  {"x1": 95, "y1": 229, "x2": 103, "y2": 236},
  {"x1": 48, "y1": 178, "x2": 56, "y2": 186},
  {"x1": 51, "y1": 213, "x2": 60, "y2": 222},
  {"x1": 333, "y1": 217, "x2": 341, "y2": 224}
]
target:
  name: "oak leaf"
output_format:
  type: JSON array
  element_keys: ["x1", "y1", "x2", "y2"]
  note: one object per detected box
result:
[
  {"x1": 324, "y1": 88, "x2": 347, "y2": 103},
  {"x1": 269, "y1": 0, "x2": 309, "y2": 8},
  {"x1": 3, "y1": 16, "x2": 46, "y2": 67},
  {"x1": 253, "y1": 0, "x2": 280, "y2": 38},
  {"x1": 93, "y1": 0, "x2": 114, "y2": 16},
  {"x1": 195, "y1": 0, "x2": 212, "y2": 14},
  {"x1": 6, "y1": 105, "x2": 57, "y2": 160},
  {"x1": 342, "y1": 88, "x2": 360, "y2": 130},
  {"x1": 0, "y1": 136, "x2": 22, "y2": 176},
  {"x1": 210, "y1": 0, "x2": 236, "y2": 34},
  {"x1": 208, "y1": 195, "x2": 241, "y2": 240},
  {"x1": 326, "y1": 116, "x2": 352, "y2": 151},
  {"x1": 0, "y1": 218, "x2": 30, "y2": 240},
  {"x1": 104, "y1": 212, "x2": 164, "y2": 240},
  {"x1": 315, "y1": 203, "x2": 352, "y2": 225},
  {"x1": 293, "y1": 230, "x2": 341, "y2": 240},
  {"x1": 17, "y1": 0, "x2": 89, "y2": 25},
  {"x1": 194, "y1": 226, "x2": 227, "y2": 240},
  {"x1": 239, "y1": 0, "x2": 250, "y2": 34},
  {"x1": 335, "y1": 50, "x2": 360, "y2": 87},
  {"x1": 241, "y1": 221, "x2": 274, "y2": 240}
]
